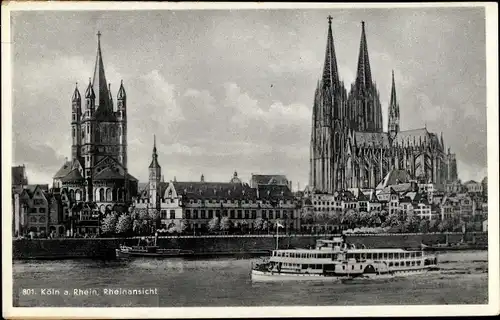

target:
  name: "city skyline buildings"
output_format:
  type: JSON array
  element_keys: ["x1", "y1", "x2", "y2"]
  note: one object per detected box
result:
[{"x1": 11, "y1": 8, "x2": 487, "y2": 189}]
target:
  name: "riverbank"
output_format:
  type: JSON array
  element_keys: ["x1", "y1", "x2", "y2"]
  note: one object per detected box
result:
[{"x1": 12, "y1": 232, "x2": 487, "y2": 260}]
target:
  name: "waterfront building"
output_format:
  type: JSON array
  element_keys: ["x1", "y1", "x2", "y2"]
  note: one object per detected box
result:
[
  {"x1": 309, "y1": 19, "x2": 458, "y2": 194},
  {"x1": 17, "y1": 185, "x2": 50, "y2": 235},
  {"x1": 445, "y1": 180, "x2": 464, "y2": 194},
  {"x1": 135, "y1": 140, "x2": 300, "y2": 232},
  {"x1": 12, "y1": 165, "x2": 29, "y2": 194},
  {"x1": 481, "y1": 176, "x2": 487, "y2": 199},
  {"x1": 463, "y1": 180, "x2": 483, "y2": 194},
  {"x1": 440, "y1": 193, "x2": 476, "y2": 222},
  {"x1": 53, "y1": 32, "x2": 138, "y2": 213}
]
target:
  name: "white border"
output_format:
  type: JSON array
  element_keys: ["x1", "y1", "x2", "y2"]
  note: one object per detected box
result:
[{"x1": 2, "y1": 1, "x2": 499, "y2": 318}]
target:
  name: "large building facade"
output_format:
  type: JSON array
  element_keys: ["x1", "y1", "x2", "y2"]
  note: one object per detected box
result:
[
  {"x1": 309, "y1": 18, "x2": 458, "y2": 194},
  {"x1": 53, "y1": 32, "x2": 138, "y2": 213},
  {"x1": 134, "y1": 140, "x2": 301, "y2": 232}
]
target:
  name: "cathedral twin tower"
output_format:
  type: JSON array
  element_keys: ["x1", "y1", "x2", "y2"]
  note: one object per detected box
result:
[{"x1": 310, "y1": 18, "x2": 456, "y2": 194}]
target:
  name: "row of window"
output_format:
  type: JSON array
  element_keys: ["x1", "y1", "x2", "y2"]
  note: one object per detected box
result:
[
  {"x1": 187, "y1": 199, "x2": 293, "y2": 205},
  {"x1": 29, "y1": 216, "x2": 46, "y2": 223},
  {"x1": 160, "y1": 210, "x2": 176, "y2": 219},
  {"x1": 346, "y1": 252, "x2": 423, "y2": 260},
  {"x1": 28, "y1": 207, "x2": 46, "y2": 213},
  {"x1": 388, "y1": 261, "x2": 421, "y2": 267},
  {"x1": 273, "y1": 251, "x2": 423, "y2": 260},
  {"x1": 273, "y1": 252, "x2": 337, "y2": 259},
  {"x1": 185, "y1": 209, "x2": 295, "y2": 220}
]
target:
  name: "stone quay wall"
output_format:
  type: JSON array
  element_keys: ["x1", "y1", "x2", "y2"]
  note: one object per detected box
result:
[{"x1": 13, "y1": 232, "x2": 487, "y2": 259}]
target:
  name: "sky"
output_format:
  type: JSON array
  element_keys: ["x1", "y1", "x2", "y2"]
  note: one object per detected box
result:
[{"x1": 10, "y1": 7, "x2": 487, "y2": 189}]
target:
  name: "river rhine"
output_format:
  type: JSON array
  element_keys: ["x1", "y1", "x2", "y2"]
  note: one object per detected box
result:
[{"x1": 13, "y1": 250, "x2": 487, "y2": 307}]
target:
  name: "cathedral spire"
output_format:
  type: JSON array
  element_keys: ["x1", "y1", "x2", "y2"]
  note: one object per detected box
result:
[
  {"x1": 388, "y1": 70, "x2": 400, "y2": 138},
  {"x1": 92, "y1": 31, "x2": 111, "y2": 113},
  {"x1": 322, "y1": 15, "x2": 340, "y2": 88},
  {"x1": 355, "y1": 21, "x2": 373, "y2": 91},
  {"x1": 149, "y1": 135, "x2": 160, "y2": 169}
]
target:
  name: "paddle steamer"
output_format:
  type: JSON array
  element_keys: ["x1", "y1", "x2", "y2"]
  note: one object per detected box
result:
[{"x1": 251, "y1": 237, "x2": 439, "y2": 281}]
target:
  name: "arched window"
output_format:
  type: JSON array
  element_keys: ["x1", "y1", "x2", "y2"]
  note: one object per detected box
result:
[
  {"x1": 30, "y1": 216, "x2": 37, "y2": 223},
  {"x1": 99, "y1": 188, "x2": 105, "y2": 202},
  {"x1": 75, "y1": 190, "x2": 81, "y2": 201},
  {"x1": 106, "y1": 188, "x2": 112, "y2": 202},
  {"x1": 39, "y1": 216, "x2": 46, "y2": 223},
  {"x1": 112, "y1": 188, "x2": 118, "y2": 201},
  {"x1": 69, "y1": 189, "x2": 75, "y2": 201}
]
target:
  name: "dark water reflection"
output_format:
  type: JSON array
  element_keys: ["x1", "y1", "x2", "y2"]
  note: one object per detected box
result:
[{"x1": 13, "y1": 250, "x2": 488, "y2": 307}]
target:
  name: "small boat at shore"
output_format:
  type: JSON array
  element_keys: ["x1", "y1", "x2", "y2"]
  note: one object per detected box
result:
[
  {"x1": 116, "y1": 245, "x2": 194, "y2": 258},
  {"x1": 420, "y1": 242, "x2": 487, "y2": 252},
  {"x1": 115, "y1": 237, "x2": 194, "y2": 258},
  {"x1": 251, "y1": 237, "x2": 439, "y2": 282}
]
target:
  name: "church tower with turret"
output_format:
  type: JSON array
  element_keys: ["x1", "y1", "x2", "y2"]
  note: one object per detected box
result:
[
  {"x1": 54, "y1": 31, "x2": 138, "y2": 210},
  {"x1": 149, "y1": 135, "x2": 161, "y2": 209}
]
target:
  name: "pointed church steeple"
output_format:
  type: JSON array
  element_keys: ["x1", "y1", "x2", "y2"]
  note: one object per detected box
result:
[
  {"x1": 149, "y1": 135, "x2": 160, "y2": 169},
  {"x1": 92, "y1": 31, "x2": 112, "y2": 114},
  {"x1": 108, "y1": 83, "x2": 113, "y2": 108},
  {"x1": 72, "y1": 82, "x2": 81, "y2": 102},
  {"x1": 322, "y1": 15, "x2": 340, "y2": 89},
  {"x1": 85, "y1": 77, "x2": 95, "y2": 99},
  {"x1": 117, "y1": 79, "x2": 126, "y2": 100},
  {"x1": 355, "y1": 21, "x2": 373, "y2": 91},
  {"x1": 388, "y1": 70, "x2": 400, "y2": 138}
]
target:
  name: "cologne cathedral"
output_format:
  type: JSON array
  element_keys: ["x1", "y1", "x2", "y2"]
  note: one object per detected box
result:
[
  {"x1": 53, "y1": 32, "x2": 138, "y2": 211},
  {"x1": 309, "y1": 18, "x2": 458, "y2": 194}
]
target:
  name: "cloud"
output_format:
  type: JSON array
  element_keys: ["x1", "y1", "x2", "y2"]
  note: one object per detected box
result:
[
  {"x1": 10, "y1": 9, "x2": 488, "y2": 190},
  {"x1": 269, "y1": 50, "x2": 319, "y2": 75},
  {"x1": 225, "y1": 82, "x2": 311, "y2": 128}
]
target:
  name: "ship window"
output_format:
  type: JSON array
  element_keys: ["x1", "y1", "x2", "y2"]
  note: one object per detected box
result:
[
  {"x1": 389, "y1": 253, "x2": 393, "y2": 259},
  {"x1": 302, "y1": 264, "x2": 307, "y2": 269},
  {"x1": 389, "y1": 262, "x2": 393, "y2": 267},
  {"x1": 352, "y1": 265, "x2": 354, "y2": 270},
  {"x1": 411, "y1": 261, "x2": 416, "y2": 266},
  {"x1": 395, "y1": 262, "x2": 399, "y2": 267},
  {"x1": 417, "y1": 261, "x2": 421, "y2": 266},
  {"x1": 342, "y1": 265, "x2": 345, "y2": 270},
  {"x1": 406, "y1": 261, "x2": 410, "y2": 266},
  {"x1": 417, "y1": 252, "x2": 422, "y2": 257}
]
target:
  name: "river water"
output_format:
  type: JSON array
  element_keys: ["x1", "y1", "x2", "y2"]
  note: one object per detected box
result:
[{"x1": 13, "y1": 250, "x2": 488, "y2": 307}]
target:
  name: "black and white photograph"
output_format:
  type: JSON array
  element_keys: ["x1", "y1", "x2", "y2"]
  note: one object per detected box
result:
[{"x1": 2, "y1": 2, "x2": 498, "y2": 318}]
